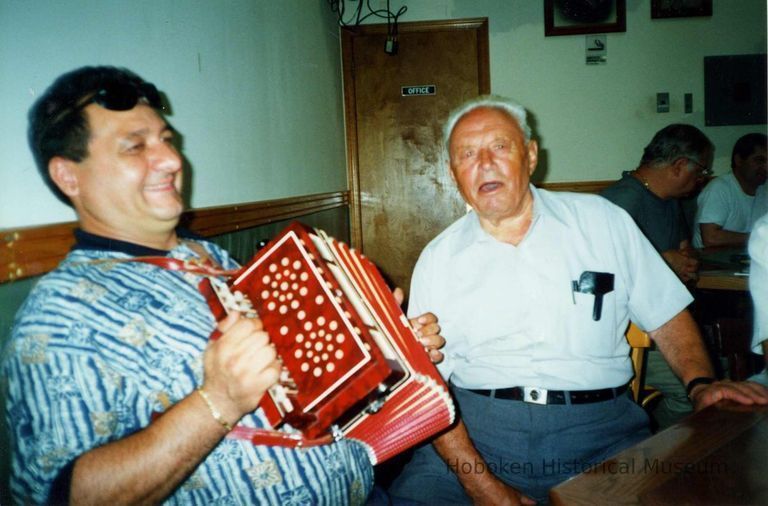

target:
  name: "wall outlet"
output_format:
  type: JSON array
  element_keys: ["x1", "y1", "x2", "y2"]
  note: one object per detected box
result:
[{"x1": 657, "y1": 92, "x2": 670, "y2": 113}]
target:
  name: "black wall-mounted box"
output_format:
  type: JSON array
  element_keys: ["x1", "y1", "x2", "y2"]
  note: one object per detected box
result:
[{"x1": 704, "y1": 54, "x2": 767, "y2": 126}]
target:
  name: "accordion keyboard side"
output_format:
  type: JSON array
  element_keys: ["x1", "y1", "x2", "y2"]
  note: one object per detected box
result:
[
  {"x1": 320, "y1": 234, "x2": 455, "y2": 463},
  {"x1": 198, "y1": 221, "x2": 455, "y2": 457}
]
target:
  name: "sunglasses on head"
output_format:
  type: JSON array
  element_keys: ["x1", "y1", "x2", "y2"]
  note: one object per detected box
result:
[
  {"x1": 90, "y1": 80, "x2": 163, "y2": 111},
  {"x1": 46, "y1": 80, "x2": 165, "y2": 130}
]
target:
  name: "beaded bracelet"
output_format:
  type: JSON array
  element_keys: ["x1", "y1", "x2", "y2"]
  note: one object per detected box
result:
[{"x1": 197, "y1": 387, "x2": 233, "y2": 432}]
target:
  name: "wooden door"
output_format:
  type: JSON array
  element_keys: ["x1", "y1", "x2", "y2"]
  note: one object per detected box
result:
[{"x1": 341, "y1": 19, "x2": 490, "y2": 299}]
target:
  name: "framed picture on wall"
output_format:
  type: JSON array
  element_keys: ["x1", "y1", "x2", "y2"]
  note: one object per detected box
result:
[
  {"x1": 544, "y1": 0, "x2": 626, "y2": 37},
  {"x1": 651, "y1": 0, "x2": 712, "y2": 19}
]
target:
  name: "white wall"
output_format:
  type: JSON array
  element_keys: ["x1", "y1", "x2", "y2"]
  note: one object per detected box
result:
[
  {"x1": 2, "y1": 0, "x2": 766, "y2": 229},
  {"x1": 393, "y1": 0, "x2": 767, "y2": 183},
  {"x1": 0, "y1": 0, "x2": 347, "y2": 228}
]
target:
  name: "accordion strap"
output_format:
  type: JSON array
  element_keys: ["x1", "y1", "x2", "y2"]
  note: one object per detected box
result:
[
  {"x1": 227, "y1": 426, "x2": 335, "y2": 448},
  {"x1": 151, "y1": 411, "x2": 335, "y2": 448},
  {"x1": 78, "y1": 240, "x2": 239, "y2": 278},
  {"x1": 124, "y1": 255, "x2": 237, "y2": 277}
]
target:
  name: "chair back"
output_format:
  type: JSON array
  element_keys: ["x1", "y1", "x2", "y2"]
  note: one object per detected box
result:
[{"x1": 626, "y1": 323, "x2": 652, "y2": 402}]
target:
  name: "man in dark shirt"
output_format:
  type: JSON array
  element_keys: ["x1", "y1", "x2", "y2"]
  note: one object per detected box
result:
[
  {"x1": 601, "y1": 124, "x2": 713, "y2": 284},
  {"x1": 601, "y1": 124, "x2": 714, "y2": 428}
]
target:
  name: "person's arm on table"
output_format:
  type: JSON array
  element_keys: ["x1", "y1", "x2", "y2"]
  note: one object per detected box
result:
[
  {"x1": 661, "y1": 241, "x2": 699, "y2": 282},
  {"x1": 69, "y1": 312, "x2": 281, "y2": 504},
  {"x1": 650, "y1": 309, "x2": 768, "y2": 410},
  {"x1": 699, "y1": 223, "x2": 749, "y2": 247},
  {"x1": 430, "y1": 420, "x2": 536, "y2": 506}
]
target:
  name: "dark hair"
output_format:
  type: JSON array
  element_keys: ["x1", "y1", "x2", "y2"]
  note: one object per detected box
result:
[
  {"x1": 28, "y1": 66, "x2": 153, "y2": 205},
  {"x1": 639, "y1": 124, "x2": 713, "y2": 167},
  {"x1": 731, "y1": 133, "x2": 767, "y2": 168}
]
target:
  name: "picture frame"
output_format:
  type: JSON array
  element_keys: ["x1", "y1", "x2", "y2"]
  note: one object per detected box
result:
[
  {"x1": 651, "y1": 0, "x2": 712, "y2": 19},
  {"x1": 545, "y1": 0, "x2": 626, "y2": 37}
]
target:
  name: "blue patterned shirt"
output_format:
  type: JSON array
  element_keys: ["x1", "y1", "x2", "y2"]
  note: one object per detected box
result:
[{"x1": 2, "y1": 233, "x2": 372, "y2": 504}]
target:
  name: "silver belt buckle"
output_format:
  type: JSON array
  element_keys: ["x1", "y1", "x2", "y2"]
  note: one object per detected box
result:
[{"x1": 523, "y1": 387, "x2": 548, "y2": 405}]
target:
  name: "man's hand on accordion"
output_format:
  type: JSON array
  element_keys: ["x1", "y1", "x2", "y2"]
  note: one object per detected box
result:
[
  {"x1": 393, "y1": 287, "x2": 446, "y2": 364},
  {"x1": 201, "y1": 311, "x2": 282, "y2": 430}
]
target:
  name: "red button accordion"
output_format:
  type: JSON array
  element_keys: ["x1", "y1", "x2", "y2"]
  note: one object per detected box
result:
[{"x1": 198, "y1": 222, "x2": 455, "y2": 464}]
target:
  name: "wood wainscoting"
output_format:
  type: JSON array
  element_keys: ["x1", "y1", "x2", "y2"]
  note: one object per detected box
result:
[
  {"x1": 0, "y1": 181, "x2": 613, "y2": 283},
  {"x1": 537, "y1": 180, "x2": 614, "y2": 194},
  {"x1": 0, "y1": 191, "x2": 348, "y2": 283}
]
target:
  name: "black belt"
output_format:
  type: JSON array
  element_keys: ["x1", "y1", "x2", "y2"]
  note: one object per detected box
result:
[{"x1": 464, "y1": 384, "x2": 629, "y2": 405}]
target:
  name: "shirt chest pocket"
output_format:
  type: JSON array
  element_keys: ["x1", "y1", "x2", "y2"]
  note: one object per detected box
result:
[{"x1": 567, "y1": 286, "x2": 619, "y2": 358}]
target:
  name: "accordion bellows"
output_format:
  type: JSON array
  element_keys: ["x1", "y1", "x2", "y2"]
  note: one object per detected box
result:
[{"x1": 199, "y1": 222, "x2": 455, "y2": 464}]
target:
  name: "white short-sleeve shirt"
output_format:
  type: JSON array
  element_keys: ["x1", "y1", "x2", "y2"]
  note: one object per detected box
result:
[
  {"x1": 408, "y1": 186, "x2": 693, "y2": 391},
  {"x1": 749, "y1": 212, "x2": 768, "y2": 353},
  {"x1": 693, "y1": 172, "x2": 760, "y2": 247}
]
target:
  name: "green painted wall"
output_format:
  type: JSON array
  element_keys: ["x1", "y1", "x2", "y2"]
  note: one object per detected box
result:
[
  {"x1": 388, "y1": 0, "x2": 767, "y2": 182},
  {"x1": 1, "y1": 0, "x2": 347, "y2": 229}
]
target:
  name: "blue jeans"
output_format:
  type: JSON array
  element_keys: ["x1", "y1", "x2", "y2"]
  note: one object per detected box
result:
[{"x1": 387, "y1": 385, "x2": 650, "y2": 504}]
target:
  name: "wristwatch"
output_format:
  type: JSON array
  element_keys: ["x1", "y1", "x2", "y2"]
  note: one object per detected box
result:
[{"x1": 685, "y1": 376, "x2": 715, "y2": 399}]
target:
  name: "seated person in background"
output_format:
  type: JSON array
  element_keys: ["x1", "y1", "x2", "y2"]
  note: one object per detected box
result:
[
  {"x1": 601, "y1": 124, "x2": 712, "y2": 429},
  {"x1": 387, "y1": 95, "x2": 768, "y2": 505},
  {"x1": 693, "y1": 133, "x2": 767, "y2": 248},
  {"x1": 601, "y1": 123, "x2": 712, "y2": 284},
  {"x1": 749, "y1": 211, "x2": 768, "y2": 386},
  {"x1": 2, "y1": 66, "x2": 444, "y2": 504}
]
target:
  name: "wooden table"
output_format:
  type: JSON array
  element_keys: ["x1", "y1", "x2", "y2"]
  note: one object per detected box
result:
[
  {"x1": 696, "y1": 247, "x2": 750, "y2": 292},
  {"x1": 549, "y1": 403, "x2": 768, "y2": 505},
  {"x1": 697, "y1": 270, "x2": 749, "y2": 291}
]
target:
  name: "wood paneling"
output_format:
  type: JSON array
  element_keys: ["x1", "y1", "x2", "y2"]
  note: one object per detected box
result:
[
  {"x1": 537, "y1": 180, "x2": 614, "y2": 194},
  {"x1": 1, "y1": 222, "x2": 79, "y2": 283},
  {"x1": 0, "y1": 191, "x2": 348, "y2": 283},
  {"x1": 0, "y1": 181, "x2": 613, "y2": 284},
  {"x1": 179, "y1": 192, "x2": 348, "y2": 236}
]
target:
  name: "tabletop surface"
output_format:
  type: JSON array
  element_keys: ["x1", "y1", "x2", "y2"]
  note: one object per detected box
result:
[
  {"x1": 696, "y1": 246, "x2": 750, "y2": 291},
  {"x1": 549, "y1": 403, "x2": 768, "y2": 505}
]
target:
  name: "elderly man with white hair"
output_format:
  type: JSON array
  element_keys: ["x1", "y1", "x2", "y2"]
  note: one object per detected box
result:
[{"x1": 388, "y1": 95, "x2": 768, "y2": 505}]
